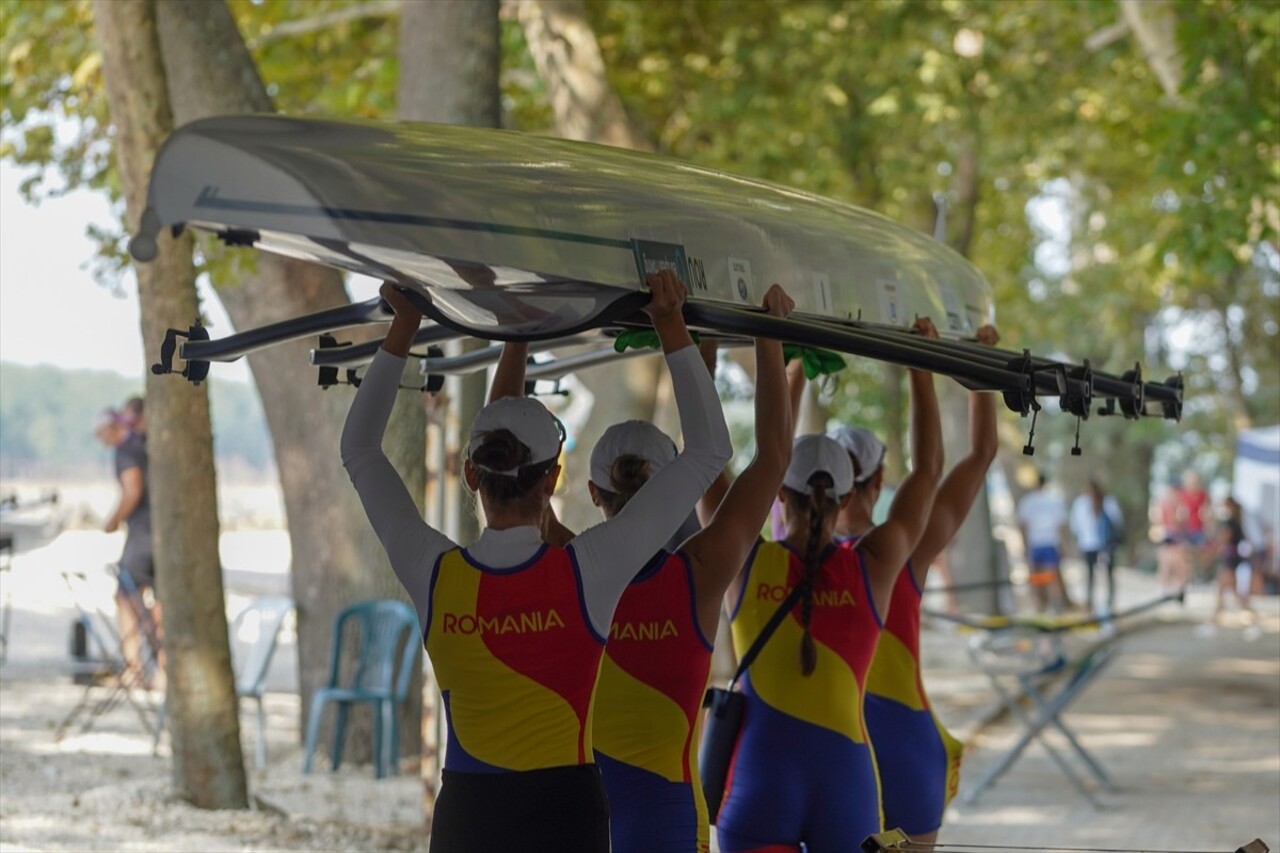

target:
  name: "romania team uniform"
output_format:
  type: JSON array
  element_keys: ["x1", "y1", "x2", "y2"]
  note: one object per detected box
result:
[
  {"x1": 716, "y1": 541, "x2": 884, "y2": 852},
  {"x1": 594, "y1": 551, "x2": 715, "y2": 853},
  {"x1": 425, "y1": 544, "x2": 609, "y2": 850},
  {"x1": 863, "y1": 567, "x2": 964, "y2": 836}
]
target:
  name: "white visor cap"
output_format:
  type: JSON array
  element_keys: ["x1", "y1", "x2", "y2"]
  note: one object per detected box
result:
[
  {"x1": 467, "y1": 397, "x2": 564, "y2": 475},
  {"x1": 784, "y1": 434, "x2": 855, "y2": 497},
  {"x1": 589, "y1": 420, "x2": 678, "y2": 491},
  {"x1": 829, "y1": 425, "x2": 886, "y2": 484}
]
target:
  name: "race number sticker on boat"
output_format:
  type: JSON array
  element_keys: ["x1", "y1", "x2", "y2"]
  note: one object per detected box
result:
[
  {"x1": 632, "y1": 239, "x2": 691, "y2": 288},
  {"x1": 812, "y1": 272, "x2": 833, "y2": 315},
  {"x1": 877, "y1": 279, "x2": 905, "y2": 326},
  {"x1": 728, "y1": 257, "x2": 754, "y2": 304}
]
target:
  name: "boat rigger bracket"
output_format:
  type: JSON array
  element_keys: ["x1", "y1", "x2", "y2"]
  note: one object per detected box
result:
[
  {"x1": 151, "y1": 323, "x2": 211, "y2": 385},
  {"x1": 315, "y1": 334, "x2": 447, "y2": 394},
  {"x1": 1061, "y1": 361, "x2": 1094, "y2": 457}
]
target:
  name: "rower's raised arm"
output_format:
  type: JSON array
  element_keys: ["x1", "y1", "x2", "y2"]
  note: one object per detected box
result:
[{"x1": 571, "y1": 270, "x2": 733, "y2": 636}]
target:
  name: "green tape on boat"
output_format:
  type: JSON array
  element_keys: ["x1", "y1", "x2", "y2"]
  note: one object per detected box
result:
[
  {"x1": 614, "y1": 329, "x2": 701, "y2": 353},
  {"x1": 783, "y1": 344, "x2": 846, "y2": 379}
]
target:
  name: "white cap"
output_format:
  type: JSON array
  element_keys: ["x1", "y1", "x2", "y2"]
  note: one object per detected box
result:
[
  {"x1": 590, "y1": 421, "x2": 678, "y2": 491},
  {"x1": 829, "y1": 425, "x2": 886, "y2": 484},
  {"x1": 784, "y1": 434, "x2": 854, "y2": 496},
  {"x1": 467, "y1": 397, "x2": 564, "y2": 475}
]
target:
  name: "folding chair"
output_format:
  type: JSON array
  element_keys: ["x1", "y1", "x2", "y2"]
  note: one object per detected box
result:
[
  {"x1": 55, "y1": 564, "x2": 164, "y2": 750},
  {"x1": 962, "y1": 626, "x2": 1118, "y2": 807},
  {"x1": 229, "y1": 595, "x2": 294, "y2": 769}
]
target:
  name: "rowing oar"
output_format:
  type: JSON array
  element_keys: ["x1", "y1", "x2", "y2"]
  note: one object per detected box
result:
[
  {"x1": 923, "y1": 588, "x2": 1185, "y2": 634},
  {"x1": 862, "y1": 828, "x2": 1269, "y2": 853}
]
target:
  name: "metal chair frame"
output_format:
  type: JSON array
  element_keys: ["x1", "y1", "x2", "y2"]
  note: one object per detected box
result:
[
  {"x1": 963, "y1": 629, "x2": 1118, "y2": 807},
  {"x1": 54, "y1": 564, "x2": 164, "y2": 750}
]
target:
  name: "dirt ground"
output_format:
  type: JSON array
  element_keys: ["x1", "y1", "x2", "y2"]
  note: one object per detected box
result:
[{"x1": 1, "y1": 529, "x2": 1277, "y2": 852}]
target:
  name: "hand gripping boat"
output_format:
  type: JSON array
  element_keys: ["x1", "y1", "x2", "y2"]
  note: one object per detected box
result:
[{"x1": 130, "y1": 116, "x2": 1182, "y2": 440}]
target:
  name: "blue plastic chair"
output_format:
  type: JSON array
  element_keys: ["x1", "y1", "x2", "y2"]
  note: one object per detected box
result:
[{"x1": 302, "y1": 599, "x2": 420, "y2": 779}]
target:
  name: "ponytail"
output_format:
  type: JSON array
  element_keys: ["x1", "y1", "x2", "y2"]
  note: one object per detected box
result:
[
  {"x1": 595, "y1": 454, "x2": 653, "y2": 517},
  {"x1": 470, "y1": 429, "x2": 554, "y2": 517},
  {"x1": 783, "y1": 472, "x2": 838, "y2": 676}
]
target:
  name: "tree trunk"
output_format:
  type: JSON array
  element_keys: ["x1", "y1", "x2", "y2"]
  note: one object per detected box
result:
[
  {"x1": 397, "y1": 0, "x2": 502, "y2": 805},
  {"x1": 92, "y1": 0, "x2": 247, "y2": 809},
  {"x1": 516, "y1": 0, "x2": 663, "y2": 531},
  {"x1": 513, "y1": 0, "x2": 653, "y2": 150},
  {"x1": 938, "y1": 134, "x2": 1000, "y2": 611},
  {"x1": 154, "y1": 0, "x2": 422, "y2": 766},
  {"x1": 398, "y1": 0, "x2": 502, "y2": 548}
]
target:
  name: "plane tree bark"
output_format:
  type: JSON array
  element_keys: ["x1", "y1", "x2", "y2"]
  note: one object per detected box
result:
[
  {"x1": 398, "y1": 0, "x2": 501, "y2": 548},
  {"x1": 935, "y1": 135, "x2": 1002, "y2": 615},
  {"x1": 92, "y1": 0, "x2": 247, "y2": 808},
  {"x1": 154, "y1": 0, "x2": 423, "y2": 764}
]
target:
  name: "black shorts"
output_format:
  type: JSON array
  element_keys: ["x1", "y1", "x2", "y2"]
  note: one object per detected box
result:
[
  {"x1": 429, "y1": 764, "x2": 609, "y2": 853},
  {"x1": 119, "y1": 533, "x2": 155, "y2": 591}
]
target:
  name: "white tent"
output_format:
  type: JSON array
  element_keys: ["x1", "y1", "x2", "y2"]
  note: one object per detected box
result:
[{"x1": 1233, "y1": 425, "x2": 1280, "y2": 540}]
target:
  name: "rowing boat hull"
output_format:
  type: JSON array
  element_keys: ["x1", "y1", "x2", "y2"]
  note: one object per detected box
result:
[{"x1": 135, "y1": 116, "x2": 993, "y2": 340}]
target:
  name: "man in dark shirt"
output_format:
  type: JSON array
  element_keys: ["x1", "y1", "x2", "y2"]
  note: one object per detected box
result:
[{"x1": 103, "y1": 397, "x2": 163, "y2": 689}]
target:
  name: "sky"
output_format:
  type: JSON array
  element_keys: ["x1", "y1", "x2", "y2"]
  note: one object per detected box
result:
[{"x1": 0, "y1": 160, "x2": 250, "y2": 383}]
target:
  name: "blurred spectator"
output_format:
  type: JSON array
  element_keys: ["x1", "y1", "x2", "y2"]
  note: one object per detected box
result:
[
  {"x1": 1177, "y1": 471, "x2": 1209, "y2": 544},
  {"x1": 1202, "y1": 497, "x2": 1257, "y2": 637},
  {"x1": 1071, "y1": 480, "x2": 1123, "y2": 616},
  {"x1": 1152, "y1": 483, "x2": 1190, "y2": 595},
  {"x1": 1018, "y1": 471, "x2": 1069, "y2": 612},
  {"x1": 1178, "y1": 471, "x2": 1212, "y2": 579},
  {"x1": 100, "y1": 398, "x2": 164, "y2": 690}
]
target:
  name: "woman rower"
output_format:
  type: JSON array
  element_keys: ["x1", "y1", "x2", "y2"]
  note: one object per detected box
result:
[
  {"x1": 490, "y1": 284, "x2": 798, "y2": 853},
  {"x1": 340, "y1": 271, "x2": 731, "y2": 853},
  {"x1": 858, "y1": 324, "x2": 1000, "y2": 844},
  {"x1": 715, "y1": 318, "x2": 943, "y2": 852}
]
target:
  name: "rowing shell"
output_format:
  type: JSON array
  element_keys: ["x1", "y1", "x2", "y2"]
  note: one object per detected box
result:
[
  {"x1": 131, "y1": 115, "x2": 1182, "y2": 419},
  {"x1": 131, "y1": 115, "x2": 990, "y2": 339}
]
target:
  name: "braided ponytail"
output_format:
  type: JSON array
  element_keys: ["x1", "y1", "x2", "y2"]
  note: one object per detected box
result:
[{"x1": 783, "y1": 472, "x2": 836, "y2": 677}]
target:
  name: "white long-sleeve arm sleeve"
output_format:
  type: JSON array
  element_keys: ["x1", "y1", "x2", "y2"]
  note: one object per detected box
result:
[
  {"x1": 341, "y1": 349, "x2": 456, "y2": 627},
  {"x1": 570, "y1": 345, "x2": 733, "y2": 637}
]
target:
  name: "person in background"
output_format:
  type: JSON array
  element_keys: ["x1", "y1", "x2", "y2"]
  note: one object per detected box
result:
[
  {"x1": 1070, "y1": 480, "x2": 1124, "y2": 616},
  {"x1": 1017, "y1": 472, "x2": 1069, "y2": 612},
  {"x1": 1203, "y1": 496, "x2": 1256, "y2": 636},
  {"x1": 1152, "y1": 483, "x2": 1189, "y2": 595},
  {"x1": 99, "y1": 399, "x2": 164, "y2": 690},
  {"x1": 1178, "y1": 470, "x2": 1211, "y2": 579}
]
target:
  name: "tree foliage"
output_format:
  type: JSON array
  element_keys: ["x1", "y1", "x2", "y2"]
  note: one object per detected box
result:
[{"x1": 3, "y1": 0, "x2": 1275, "y2": 527}]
